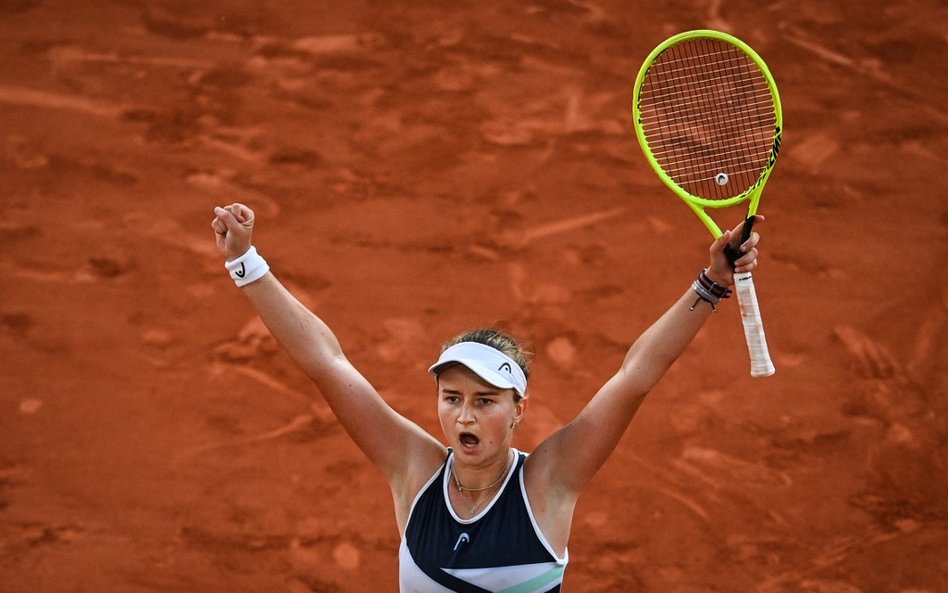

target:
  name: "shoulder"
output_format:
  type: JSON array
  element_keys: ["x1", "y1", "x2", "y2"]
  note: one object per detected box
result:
[
  {"x1": 392, "y1": 444, "x2": 450, "y2": 533},
  {"x1": 402, "y1": 443, "x2": 450, "y2": 497},
  {"x1": 520, "y1": 447, "x2": 575, "y2": 557}
]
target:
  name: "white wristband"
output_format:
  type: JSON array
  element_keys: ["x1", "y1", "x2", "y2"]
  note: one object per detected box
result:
[{"x1": 225, "y1": 246, "x2": 270, "y2": 287}]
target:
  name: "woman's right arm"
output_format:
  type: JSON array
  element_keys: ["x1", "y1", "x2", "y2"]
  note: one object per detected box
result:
[{"x1": 211, "y1": 204, "x2": 445, "y2": 491}]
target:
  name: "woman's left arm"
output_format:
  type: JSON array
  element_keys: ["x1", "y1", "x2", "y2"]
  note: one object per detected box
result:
[{"x1": 528, "y1": 217, "x2": 763, "y2": 498}]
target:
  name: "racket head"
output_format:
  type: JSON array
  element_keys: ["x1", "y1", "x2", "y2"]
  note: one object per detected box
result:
[{"x1": 632, "y1": 30, "x2": 783, "y2": 237}]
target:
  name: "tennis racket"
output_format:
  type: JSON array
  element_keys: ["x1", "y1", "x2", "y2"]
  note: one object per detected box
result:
[{"x1": 632, "y1": 30, "x2": 781, "y2": 377}]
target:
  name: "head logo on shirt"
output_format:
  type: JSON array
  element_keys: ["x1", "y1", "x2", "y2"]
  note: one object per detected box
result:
[{"x1": 453, "y1": 532, "x2": 470, "y2": 551}]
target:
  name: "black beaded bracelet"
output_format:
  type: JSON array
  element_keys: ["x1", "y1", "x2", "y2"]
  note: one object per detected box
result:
[{"x1": 690, "y1": 269, "x2": 732, "y2": 312}]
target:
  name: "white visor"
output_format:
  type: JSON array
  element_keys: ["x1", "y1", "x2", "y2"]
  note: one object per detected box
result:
[{"x1": 428, "y1": 342, "x2": 527, "y2": 397}]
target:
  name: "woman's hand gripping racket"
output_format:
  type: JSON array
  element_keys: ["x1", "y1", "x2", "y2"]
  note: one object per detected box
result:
[{"x1": 632, "y1": 30, "x2": 781, "y2": 377}]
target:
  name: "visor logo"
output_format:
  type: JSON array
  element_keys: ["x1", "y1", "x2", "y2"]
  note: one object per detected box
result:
[{"x1": 498, "y1": 362, "x2": 512, "y2": 374}]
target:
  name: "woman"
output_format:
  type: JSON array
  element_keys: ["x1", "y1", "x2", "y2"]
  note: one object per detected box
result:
[{"x1": 211, "y1": 203, "x2": 762, "y2": 592}]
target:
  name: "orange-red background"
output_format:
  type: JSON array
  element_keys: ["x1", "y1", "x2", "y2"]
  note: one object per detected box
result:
[{"x1": 1, "y1": 1, "x2": 945, "y2": 592}]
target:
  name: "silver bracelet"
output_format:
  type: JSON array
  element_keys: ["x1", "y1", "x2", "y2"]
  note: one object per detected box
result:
[{"x1": 691, "y1": 281, "x2": 720, "y2": 311}]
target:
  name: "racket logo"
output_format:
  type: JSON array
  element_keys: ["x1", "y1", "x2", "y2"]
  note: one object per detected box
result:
[
  {"x1": 235, "y1": 262, "x2": 246, "y2": 278},
  {"x1": 453, "y1": 532, "x2": 470, "y2": 551}
]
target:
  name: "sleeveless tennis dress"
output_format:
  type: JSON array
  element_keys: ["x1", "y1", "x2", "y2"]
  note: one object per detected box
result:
[{"x1": 399, "y1": 449, "x2": 569, "y2": 592}]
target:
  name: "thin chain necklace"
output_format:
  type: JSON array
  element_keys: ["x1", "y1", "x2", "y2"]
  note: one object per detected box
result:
[{"x1": 452, "y1": 450, "x2": 514, "y2": 515}]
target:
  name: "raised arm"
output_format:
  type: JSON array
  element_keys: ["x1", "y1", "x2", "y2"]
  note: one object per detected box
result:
[
  {"x1": 528, "y1": 218, "x2": 764, "y2": 498},
  {"x1": 211, "y1": 204, "x2": 445, "y2": 490}
]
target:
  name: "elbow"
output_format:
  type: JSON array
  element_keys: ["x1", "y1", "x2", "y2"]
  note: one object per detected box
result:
[{"x1": 618, "y1": 360, "x2": 664, "y2": 401}]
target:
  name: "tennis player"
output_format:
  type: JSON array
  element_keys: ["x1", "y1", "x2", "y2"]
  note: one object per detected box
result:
[{"x1": 211, "y1": 203, "x2": 762, "y2": 592}]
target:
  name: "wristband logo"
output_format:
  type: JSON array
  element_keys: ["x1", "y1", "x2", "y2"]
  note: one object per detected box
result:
[{"x1": 235, "y1": 262, "x2": 246, "y2": 278}]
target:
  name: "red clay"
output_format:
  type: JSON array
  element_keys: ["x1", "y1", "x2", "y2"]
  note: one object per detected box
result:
[{"x1": 1, "y1": 2, "x2": 945, "y2": 592}]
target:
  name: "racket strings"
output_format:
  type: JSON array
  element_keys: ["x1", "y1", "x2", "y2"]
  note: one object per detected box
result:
[
  {"x1": 639, "y1": 94, "x2": 773, "y2": 118},
  {"x1": 643, "y1": 63, "x2": 770, "y2": 97},
  {"x1": 649, "y1": 127, "x2": 774, "y2": 179},
  {"x1": 638, "y1": 38, "x2": 776, "y2": 200}
]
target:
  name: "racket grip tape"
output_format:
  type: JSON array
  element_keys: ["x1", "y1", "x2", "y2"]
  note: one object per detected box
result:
[{"x1": 733, "y1": 271, "x2": 776, "y2": 377}]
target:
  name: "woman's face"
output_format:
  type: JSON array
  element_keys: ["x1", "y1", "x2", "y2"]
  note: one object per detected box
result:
[{"x1": 436, "y1": 364, "x2": 525, "y2": 466}]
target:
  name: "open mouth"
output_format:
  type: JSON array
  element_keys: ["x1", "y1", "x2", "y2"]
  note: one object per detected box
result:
[{"x1": 459, "y1": 432, "x2": 480, "y2": 448}]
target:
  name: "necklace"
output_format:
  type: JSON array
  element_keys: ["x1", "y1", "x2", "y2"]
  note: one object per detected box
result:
[{"x1": 451, "y1": 450, "x2": 514, "y2": 515}]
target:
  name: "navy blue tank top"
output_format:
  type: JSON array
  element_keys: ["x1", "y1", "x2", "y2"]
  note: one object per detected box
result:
[{"x1": 398, "y1": 449, "x2": 568, "y2": 592}]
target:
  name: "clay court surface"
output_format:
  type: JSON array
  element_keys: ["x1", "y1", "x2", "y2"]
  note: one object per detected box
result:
[{"x1": 1, "y1": 1, "x2": 946, "y2": 591}]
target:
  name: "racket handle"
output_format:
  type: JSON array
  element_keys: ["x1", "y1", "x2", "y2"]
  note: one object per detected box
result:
[
  {"x1": 732, "y1": 271, "x2": 776, "y2": 377},
  {"x1": 723, "y1": 216, "x2": 756, "y2": 266}
]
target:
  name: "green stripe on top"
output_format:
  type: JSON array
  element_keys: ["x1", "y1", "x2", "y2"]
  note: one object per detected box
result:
[{"x1": 495, "y1": 565, "x2": 566, "y2": 593}]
